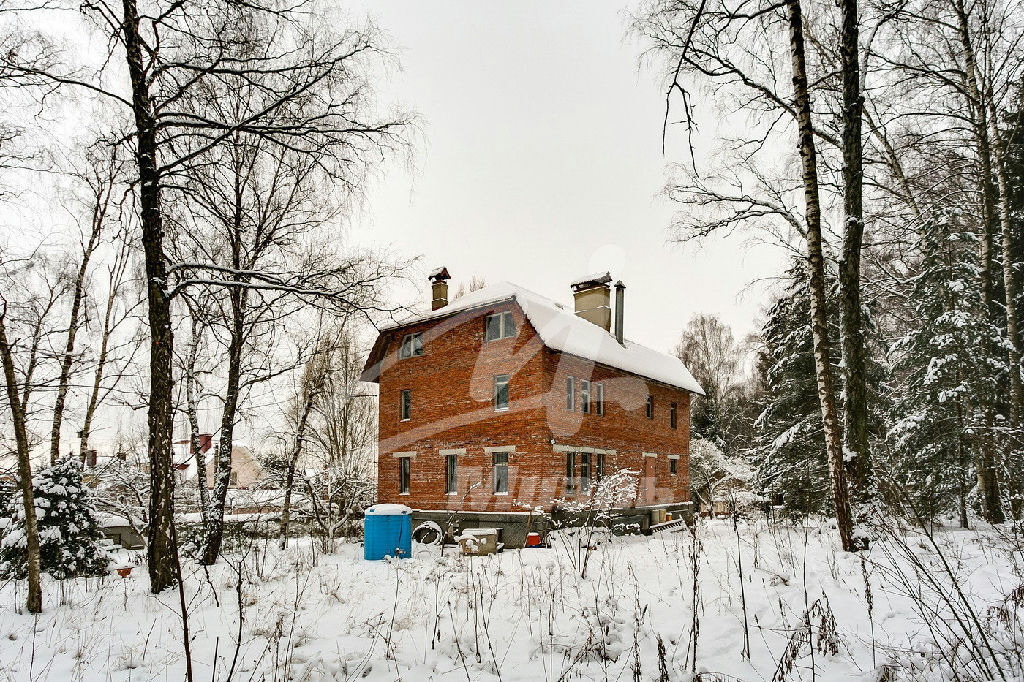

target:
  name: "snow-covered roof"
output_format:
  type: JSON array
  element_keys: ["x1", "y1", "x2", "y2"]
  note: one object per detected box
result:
[
  {"x1": 366, "y1": 281, "x2": 704, "y2": 395},
  {"x1": 570, "y1": 271, "x2": 612, "y2": 290}
]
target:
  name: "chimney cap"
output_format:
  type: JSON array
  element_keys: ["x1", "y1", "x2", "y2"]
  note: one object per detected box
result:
[
  {"x1": 429, "y1": 266, "x2": 451, "y2": 283},
  {"x1": 570, "y1": 271, "x2": 612, "y2": 292}
]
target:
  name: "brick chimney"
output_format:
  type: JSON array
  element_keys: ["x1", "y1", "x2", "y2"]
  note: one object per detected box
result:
[
  {"x1": 571, "y1": 272, "x2": 612, "y2": 331},
  {"x1": 429, "y1": 267, "x2": 451, "y2": 311}
]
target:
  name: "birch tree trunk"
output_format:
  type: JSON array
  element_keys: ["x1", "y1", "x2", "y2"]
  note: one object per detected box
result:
[
  {"x1": 952, "y1": 0, "x2": 1005, "y2": 524},
  {"x1": 988, "y1": 114, "x2": 1024, "y2": 517},
  {"x1": 280, "y1": 388, "x2": 317, "y2": 550},
  {"x1": 79, "y1": 232, "x2": 131, "y2": 462},
  {"x1": 0, "y1": 312, "x2": 43, "y2": 613},
  {"x1": 121, "y1": 0, "x2": 178, "y2": 592},
  {"x1": 200, "y1": 220, "x2": 247, "y2": 565},
  {"x1": 184, "y1": 317, "x2": 210, "y2": 529},
  {"x1": 838, "y1": 0, "x2": 873, "y2": 543},
  {"x1": 787, "y1": 0, "x2": 856, "y2": 552},
  {"x1": 50, "y1": 169, "x2": 112, "y2": 464}
]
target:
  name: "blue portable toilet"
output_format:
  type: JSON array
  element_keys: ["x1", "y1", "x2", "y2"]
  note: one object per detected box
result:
[{"x1": 363, "y1": 504, "x2": 413, "y2": 560}]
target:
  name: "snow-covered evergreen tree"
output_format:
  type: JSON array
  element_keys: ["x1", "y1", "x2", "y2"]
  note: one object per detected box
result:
[
  {"x1": 752, "y1": 267, "x2": 833, "y2": 516},
  {"x1": 0, "y1": 458, "x2": 110, "y2": 580},
  {"x1": 752, "y1": 260, "x2": 886, "y2": 517},
  {"x1": 887, "y1": 210, "x2": 1008, "y2": 526}
]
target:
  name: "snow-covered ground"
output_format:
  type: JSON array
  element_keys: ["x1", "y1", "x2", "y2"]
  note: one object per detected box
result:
[{"x1": 1, "y1": 518, "x2": 1021, "y2": 681}]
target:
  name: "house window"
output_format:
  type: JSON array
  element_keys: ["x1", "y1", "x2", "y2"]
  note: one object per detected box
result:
[
  {"x1": 565, "y1": 452, "x2": 576, "y2": 494},
  {"x1": 229, "y1": 470, "x2": 239, "y2": 486},
  {"x1": 485, "y1": 311, "x2": 516, "y2": 342},
  {"x1": 670, "y1": 458, "x2": 678, "y2": 476},
  {"x1": 493, "y1": 452, "x2": 509, "y2": 494},
  {"x1": 398, "y1": 333, "x2": 423, "y2": 359},
  {"x1": 566, "y1": 376, "x2": 575, "y2": 411},
  {"x1": 580, "y1": 453, "x2": 591, "y2": 493},
  {"x1": 400, "y1": 389, "x2": 411, "y2": 421},
  {"x1": 399, "y1": 457, "x2": 410, "y2": 494},
  {"x1": 670, "y1": 402, "x2": 678, "y2": 429},
  {"x1": 494, "y1": 374, "x2": 510, "y2": 411},
  {"x1": 596, "y1": 383, "x2": 604, "y2": 416},
  {"x1": 581, "y1": 380, "x2": 590, "y2": 414},
  {"x1": 445, "y1": 454, "x2": 457, "y2": 494},
  {"x1": 646, "y1": 395, "x2": 653, "y2": 419},
  {"x1": 597, "y1": 452, "x2": 605, "y2": 480}
]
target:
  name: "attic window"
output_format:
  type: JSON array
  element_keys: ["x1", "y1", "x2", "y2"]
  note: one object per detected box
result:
[
  {"x1": 399, "y1": 333, "x2": 423, "y2": 359},
  {"x1": 485, "y1": 311, "x2": 516, "y2": 342}
]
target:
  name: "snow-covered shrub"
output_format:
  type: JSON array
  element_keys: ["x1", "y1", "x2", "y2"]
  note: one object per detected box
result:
[
  {"x1": 689, "y1": 439, "x2": 762, "y2": 514},
  {"x1": 0, "y1": 458, "x2": 111, "y2": 580}
]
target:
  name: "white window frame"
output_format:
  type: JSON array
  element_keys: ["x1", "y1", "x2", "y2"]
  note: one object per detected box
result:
[
  {"x1": 398, "y1": 332, "x2": 423, "y2": 359},
  {"x1": 581, "y1": 380, "x2": 590, "y2": 414},
  {"x1": 566, "y1": 376, "x2": 575, "y2": 411},
  {"x1": 494, "y1": 374, "x2": 510, "y2": 411},
  {"x1": 485, "y1": 311, "x2": 516, "y2": 342},
  {"x1": 595, "y1": 383, "x2": 604, "y2": 416}
]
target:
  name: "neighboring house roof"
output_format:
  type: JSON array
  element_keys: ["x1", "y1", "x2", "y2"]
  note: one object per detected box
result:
[
  {"x1": 361, "y1": 281, "x2": 705, "y2": 395},
  {"x1": 171, "y1": 442, "x2": 259, "y2": 482}
]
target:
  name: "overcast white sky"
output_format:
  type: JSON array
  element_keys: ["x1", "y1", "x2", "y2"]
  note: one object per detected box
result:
[{"x1": 343, "y1": 0, "x2": 790, "y2": 353}]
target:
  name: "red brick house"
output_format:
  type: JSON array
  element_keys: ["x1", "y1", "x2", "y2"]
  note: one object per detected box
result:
[{"x1": 360, "y1": 270, "x2": 704, "y2": 539}]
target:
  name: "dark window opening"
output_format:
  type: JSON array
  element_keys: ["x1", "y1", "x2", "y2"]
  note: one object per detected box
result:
[
  {"x1": 670, "y1": 458, "x2": 678, "y2": 476},
  {"x1": 580, "y1": 453, "x2": 591, "y2": 493},
  {"x1": 399, "y1": 457, "x2": 410, "y2": 494},
  {"x1": 581, "y1": 380, "x2": 591, "y2": 414},
  {"x1": 646, "y1": 395, "x2": 653, "y2": 419},
  {"x1": 670, "y1": 402, "x2": 678, "y2": 429},
  {"x1": 596, "y1": 383, "x2": 604, "y2": 416},
  {"x1": 566, "y1": 376, "x2": 575, "y2": 411},
  {"x1": 565, "y1": 452, "x2": 577, "y2": 494},
  {"x1": 400, "y1": 389, "x2": 411, "y2": 421},
  {"x1": 493, "y1": 452, "x2": 509, "y2": 494},
  {"x1": 445, "y1": 454, "x2": 457, "y2": 494}
]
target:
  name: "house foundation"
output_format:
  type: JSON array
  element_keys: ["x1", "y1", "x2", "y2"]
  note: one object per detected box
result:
[{"x1": 411, "y1": 502, "x2": 694, "y2": 548}]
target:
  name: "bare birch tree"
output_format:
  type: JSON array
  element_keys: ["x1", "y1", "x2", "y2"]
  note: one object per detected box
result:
[
  {"x1": 3, "y1": 0, "x2": 410, "y2": 590},
  {"x1": 634, "y1": 0, "x2": 859, "y2": 549},
  {"x1": 0, "y1": 272, "x2": 43, "y2": 614}
]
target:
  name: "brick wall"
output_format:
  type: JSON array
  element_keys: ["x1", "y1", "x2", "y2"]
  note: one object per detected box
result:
[{"x1": 376, "y1": 300, "x2": 691, "y2": 512}]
